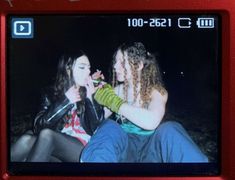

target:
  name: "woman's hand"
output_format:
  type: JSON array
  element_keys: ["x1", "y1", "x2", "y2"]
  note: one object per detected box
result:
[
  {"x1": 65, "y1": 86, "x2": 81, "y2": 103},
  {"x1": 85, "y1": 70, "x2": 106, "y2": 101},
  {"x1": 85, "y1": 76, "x2": 96, "y2": 100},
  {"x1": 91, "y1": 69, "x2": 105, "y2": 82}
]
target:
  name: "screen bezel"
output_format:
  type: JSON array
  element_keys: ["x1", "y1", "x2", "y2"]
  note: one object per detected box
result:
[{"x1": 0, "y1": 0, "x2": 234, "y2": 179}]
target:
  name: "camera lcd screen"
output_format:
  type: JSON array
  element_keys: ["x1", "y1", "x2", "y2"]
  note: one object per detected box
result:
[{"x1": 7, "y1": 14, "x2": 220, "y2": 176}]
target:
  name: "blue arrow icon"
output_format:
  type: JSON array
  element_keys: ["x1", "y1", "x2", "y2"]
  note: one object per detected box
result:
[
  {"x1": 12, "y1": 18, "x2": 34, "y2": 38},
  {"x1": 20, "y1": 25, "x2": 25, "y2": 32}
]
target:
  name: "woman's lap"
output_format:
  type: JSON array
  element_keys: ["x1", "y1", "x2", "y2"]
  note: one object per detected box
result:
[{"x1": 81, "y1": 120, "x2": 208, "y2": 163}]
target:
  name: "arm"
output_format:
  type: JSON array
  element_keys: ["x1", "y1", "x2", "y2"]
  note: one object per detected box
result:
[
  {"x1": 94, "y1": 84, "x2": 168, "y2": 130},
  {"x1": 118, "y1": 90, "x2": 168, "y2": 130},
  {"x1": 33, "y1": 93, "x2": 73, "y2": 134},
  {"x1": 33, "y1": 86, "x2": 80, "y2": 134},
  {"x1": 86, "y1": 73, "x2": 113, "y2": 119},
  {"x1": 82, "y1": 97, "x2": 105, "y2": 135},
  {"x1": 101, "y1": 85, "x2": 118, "y2": 119}
]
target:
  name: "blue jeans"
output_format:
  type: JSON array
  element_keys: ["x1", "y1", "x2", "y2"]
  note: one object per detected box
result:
[{"x1": 80, "y1": 120, "x2": 208, "y2": 162}]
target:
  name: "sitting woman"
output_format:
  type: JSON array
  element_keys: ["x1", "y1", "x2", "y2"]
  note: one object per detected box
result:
[
  {"x1": 81, "y1": 42, "x2": 209, "y2": 163},
  {"x1": 11, "y1": 50, "x2": 104, "y2": 162}
]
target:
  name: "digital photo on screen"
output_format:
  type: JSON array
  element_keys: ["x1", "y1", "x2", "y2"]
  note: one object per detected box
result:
[{"x1": 7, "y1": 14, "x2": 220, "y2": 176}]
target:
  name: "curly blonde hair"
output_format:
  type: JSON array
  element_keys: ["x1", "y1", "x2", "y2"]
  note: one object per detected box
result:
[{"x1": 112, "y1": 42, "x2": 167, "y2": 108}]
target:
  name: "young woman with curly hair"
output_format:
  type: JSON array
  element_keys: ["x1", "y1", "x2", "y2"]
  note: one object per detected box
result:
[{"x1": 81, "y1": 42, "x2": 208, "y2": 163}]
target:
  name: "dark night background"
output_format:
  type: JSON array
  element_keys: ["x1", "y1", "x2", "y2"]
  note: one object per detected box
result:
[{"x1": 7, "y1": 15, "x2": 220, "y2": 164}]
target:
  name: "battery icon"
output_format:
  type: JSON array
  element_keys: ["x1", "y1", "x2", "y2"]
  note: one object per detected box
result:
[{"x1": 196, "y1": 18, "x2": 214, "y2": 28}]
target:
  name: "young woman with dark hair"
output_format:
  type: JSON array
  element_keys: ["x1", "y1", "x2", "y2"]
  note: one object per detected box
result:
[{"x1": 11, "y1": 51, "x2": 104, "y2": 162}]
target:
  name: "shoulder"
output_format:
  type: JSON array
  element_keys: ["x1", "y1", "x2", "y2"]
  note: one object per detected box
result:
[
  {"x1": 147, "y1": 88, "x2": 168, "y2": 112},
  {"x1": 114, "y1": 84, "x2": 124, "y2": 95},
  {"x1": 151, "y1": 88, "x2": 168, "y2": 104}
]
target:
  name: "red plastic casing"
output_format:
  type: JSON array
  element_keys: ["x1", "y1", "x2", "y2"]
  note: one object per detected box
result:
[{"x1": 0, "y1": 0, "x2": 234, "y2": 179}]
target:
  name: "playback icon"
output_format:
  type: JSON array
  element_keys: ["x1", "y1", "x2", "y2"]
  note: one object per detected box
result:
[{"x1": 12, "y1": 18, "x2": 34, "y2": 38}]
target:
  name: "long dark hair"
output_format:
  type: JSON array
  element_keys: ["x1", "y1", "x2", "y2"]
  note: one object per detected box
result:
[{"x1": 53, "y1": 50, "x2": 87, "y2": 103}]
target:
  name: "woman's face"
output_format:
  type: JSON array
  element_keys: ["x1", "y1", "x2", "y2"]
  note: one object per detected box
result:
[
  {"x1": 114, "y1": 50, "x2": 132, "y2": 82},
  {"x1": 72, "y1": 55, "x2": 91, "y2": 86}
]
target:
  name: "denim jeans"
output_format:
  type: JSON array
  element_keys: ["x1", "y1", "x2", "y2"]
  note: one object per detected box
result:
[{"x1": 80, "y1": 119, "x2": 208, "y2": 162}]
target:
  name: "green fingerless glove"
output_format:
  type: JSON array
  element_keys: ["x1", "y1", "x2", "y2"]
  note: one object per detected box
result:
[{"x1": 94, "y1": 84, "x2": 125, "y2": 113}]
